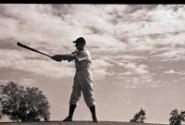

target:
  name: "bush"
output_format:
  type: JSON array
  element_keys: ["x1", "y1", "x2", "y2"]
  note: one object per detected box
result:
[
  {"x1": 169, "y1": 109, "x2": 185, "y2": 125},
  {"x1": 0, "y1": 82, "x2": 50, "y2": 122},
  {"x1": 130, "y1": 108, "x2": 146, "y2": 123}
]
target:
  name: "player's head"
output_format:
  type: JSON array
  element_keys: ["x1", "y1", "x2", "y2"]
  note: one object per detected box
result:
[{"x1": 73, "y1": 37, "x2": 86, "y2": 50}]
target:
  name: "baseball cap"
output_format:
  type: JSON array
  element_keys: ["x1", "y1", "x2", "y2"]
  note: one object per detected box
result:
[{"x1": 73, "y1": 37, "x2": 86, "y2": 45}]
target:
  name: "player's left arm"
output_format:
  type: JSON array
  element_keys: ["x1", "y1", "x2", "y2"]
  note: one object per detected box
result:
[{"x1": 74, "y1": 50, "x2": 90, "y2": 62}]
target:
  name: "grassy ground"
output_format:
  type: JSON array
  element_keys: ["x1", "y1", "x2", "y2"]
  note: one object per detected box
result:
[{"x1": 0, "y1": 121, "x2": 167, "y2": 125}]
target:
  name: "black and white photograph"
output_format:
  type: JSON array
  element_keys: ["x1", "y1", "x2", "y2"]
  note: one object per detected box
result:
[{"x1": 0, "y1": 4, "x2": 185, "y2": 125}]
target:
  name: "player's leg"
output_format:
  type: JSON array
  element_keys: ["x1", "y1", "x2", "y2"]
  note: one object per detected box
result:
[
  {"x1": 63, "y1": 82, "x2": 81, "y2": 122},
  {"x1": 82, "y1": 83, "x2": 98, "y2": 122},
  {"x1": 89, "y1": 105, "x2": 98, "y2": 122},
  {"x1": 63, "y1": 104, "x2": 77, "y2": 122}
]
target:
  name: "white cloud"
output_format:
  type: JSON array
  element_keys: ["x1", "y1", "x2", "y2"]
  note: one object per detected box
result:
[
  {"x1": 110, "y1": 55, "x2": 146, "y2": 67},
  {"x1": 13, "y1": 59, "x2": 75, "y2": 79},
  {"x1": 92, "y1": 59, "x2": 113, "y2": 79},
  {"x1": 92, "y1": 59, "x2": 112, "y2": 68},
  {"x1": 123, "y1": 75, "x2": 159, "y2": 88},
  {"x1": 1, "y1": 4, "x2": 185, "y2": 55},
  {"x1": 124, "y1": 63, "x2": 149, "y2": 74},
  {"x1": 156, "y1": 50, "x2": 185, "y2": 61},
  {"x1": 165, "y1": 69, "x2": 185, "y2": 75},
  {"x1": 0, "y1": 49, "x2": 75, "y2": 79},
  {"x1": 165, "y1": 70, "x2": 175, "y2": 74},
  {"x1": 1, "y1": 4, "x2": 185, "y2": 88},
  {"x1": 0, "y1": 4, "x2": 84, "y2": 50}
]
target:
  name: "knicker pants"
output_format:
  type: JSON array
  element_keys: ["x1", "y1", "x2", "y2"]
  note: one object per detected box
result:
[{"x1": 69, "y1": 70, "x2": 95, "y2": 107}]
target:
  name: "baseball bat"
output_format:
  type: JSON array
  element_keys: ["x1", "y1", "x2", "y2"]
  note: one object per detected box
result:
[{"x1": 17, "y1": 42, "x2": 52, "y2": 58}]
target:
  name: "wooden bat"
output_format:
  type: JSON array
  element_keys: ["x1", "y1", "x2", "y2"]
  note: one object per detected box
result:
[{"x1": 17, "y1": 42, "x2": 52, "y2": 58}]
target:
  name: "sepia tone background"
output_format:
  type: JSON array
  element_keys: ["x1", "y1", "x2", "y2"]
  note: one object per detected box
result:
[{"x1": 0, "y1": 4, "x2": 185, "y2": 124}]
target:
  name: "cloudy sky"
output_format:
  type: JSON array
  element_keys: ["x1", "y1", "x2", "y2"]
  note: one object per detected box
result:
[{"x1": 1, "y1": 4, "x2": 185, "y2": 124}]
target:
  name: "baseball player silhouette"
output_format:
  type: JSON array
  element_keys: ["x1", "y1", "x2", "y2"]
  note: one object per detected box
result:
[{"x1": 51, "y1": 37, "x2": 98, "y2": 122}]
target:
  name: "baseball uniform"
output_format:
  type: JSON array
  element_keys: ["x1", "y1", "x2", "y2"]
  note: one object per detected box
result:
[{"x1": 69, "y1": 49, "x2": 95, "y2": 107}]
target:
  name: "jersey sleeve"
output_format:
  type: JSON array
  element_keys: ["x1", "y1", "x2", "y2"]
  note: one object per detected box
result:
[{"x1": 72, "y1": 50, "x2": 91, "y2": 62}]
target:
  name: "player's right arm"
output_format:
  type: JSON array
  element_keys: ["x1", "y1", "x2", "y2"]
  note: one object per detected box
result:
[{"x1": 51, "y1": 54, "x2": 75, "y2": 62}]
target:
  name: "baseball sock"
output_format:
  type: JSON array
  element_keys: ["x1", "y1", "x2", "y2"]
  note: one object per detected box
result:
[
  {"x1": 89, "y1": 105, "x2": 98, "y2": 122},
  {"x1": 63, "y1": 104, "x2": 76, "y2": 122}
]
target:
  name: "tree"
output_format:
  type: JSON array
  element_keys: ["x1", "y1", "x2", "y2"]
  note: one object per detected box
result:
[
  {"x1": 0, "y1": 82, "x2": 50, "y2": 122},
  {"x1": 130, "y1": 108, "x2": 146, "y2": 123},
  {"x1": 169, "y1": 109, "x2": 185, "y2": 125},
  {"x1": 0, "y1": 96, "x2": 2, "y2": 120}
]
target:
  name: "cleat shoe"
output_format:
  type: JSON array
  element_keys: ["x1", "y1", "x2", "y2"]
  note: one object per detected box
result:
[
  {"x1": 93, "y1": 116, "x2": 98, "y2": 122},
  {"x1": 63, "y1": 117, "x2": 72, "y2": 122}
]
